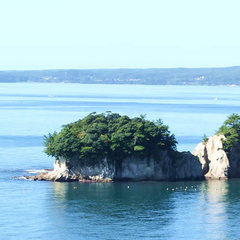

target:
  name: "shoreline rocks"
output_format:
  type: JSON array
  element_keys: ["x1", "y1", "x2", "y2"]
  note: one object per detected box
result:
[
  {"x1": 22, "y1": 134, "x2": 240, "y2": 182},
  {"x1": 24, "y1": 151, "x2": 204, "y2": 182}
]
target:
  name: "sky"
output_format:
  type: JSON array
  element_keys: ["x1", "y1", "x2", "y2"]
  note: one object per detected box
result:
[{"x1": 0, "y1": 0, "x2": 240, "y2": 70}]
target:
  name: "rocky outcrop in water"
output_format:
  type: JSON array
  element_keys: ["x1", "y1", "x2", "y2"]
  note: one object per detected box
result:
[
  {"x1": 27, "y1": 151, "x2": 204, "y2": 182},
  {"x1": 193, "y1": 135, "x2": 229, "y2": 179},
  {"x1": 24, "y1": 133, "x2": 240, "y2": 182},
  {"x1": 193, "y1": 134, "x2": 240, "y2": 179}
]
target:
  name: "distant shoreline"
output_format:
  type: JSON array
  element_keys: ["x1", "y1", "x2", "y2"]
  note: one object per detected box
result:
[
  {"x1": 0, "y1": 66, "x2": 240, "y2": 85},
  {"x1": 0, "y1": 82, "x2": 239, "y2": 87}
]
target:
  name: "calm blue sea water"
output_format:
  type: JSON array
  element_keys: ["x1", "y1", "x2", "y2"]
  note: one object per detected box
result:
[{"x1": 1, "y1": 83, "x2": 240, "y2": 240}]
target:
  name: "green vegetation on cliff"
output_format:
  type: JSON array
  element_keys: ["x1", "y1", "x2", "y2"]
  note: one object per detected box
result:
[
  {"x1": 217, "y1": 113, "x2": 240, "y2": 154},
  {"x1": 44, "y1": 112, "x2": 177, "y2": 164}
]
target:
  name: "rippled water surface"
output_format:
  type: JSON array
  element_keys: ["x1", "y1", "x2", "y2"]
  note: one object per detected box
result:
[{"x1": 1, "y1": 83, "x2": 240, "y2": 240}]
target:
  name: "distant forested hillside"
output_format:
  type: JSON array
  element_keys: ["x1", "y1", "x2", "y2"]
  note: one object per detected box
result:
[{"x1": 0, "y1": 66, "x2": 240, "y2": 85}]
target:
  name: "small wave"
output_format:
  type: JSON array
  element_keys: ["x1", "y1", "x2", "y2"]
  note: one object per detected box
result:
[
  {"x1": 24, "y1": 169, "x2": 51, "y2": 174},
  {"x1": 16, "y1": 176, "x2": 32, "y2": 180}
]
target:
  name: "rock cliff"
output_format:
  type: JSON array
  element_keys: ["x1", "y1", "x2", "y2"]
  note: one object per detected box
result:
[
  {"x1": 24, "y1": 135, "x2": 240, "y2": 182},
  {"x1": 193, "y1": 135, "x2": 229, "y2": 179},
  {"x1": 228, "y1": 142, "x2": 240, "y2": 178},
  {"x1": 193, "y1": 134, "x2": 240, "y2": 179},
  {"x1": 28, "y1": 150, "x2": 204, "y2": 182}
]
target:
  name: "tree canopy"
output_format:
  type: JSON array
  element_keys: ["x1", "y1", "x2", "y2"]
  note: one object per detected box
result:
[
  {"x1": 44, "y1": 112, "x2": 177, "y2": 165},
  {"x1": 217, "y1": 113, "x2": 240, "y2": 154}
]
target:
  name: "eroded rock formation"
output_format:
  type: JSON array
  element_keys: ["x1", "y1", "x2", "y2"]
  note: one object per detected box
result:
[
  {"x1": 24, "y1": 134, "x2": 240, "y2": 182},
  {"x1": 26, "y1": 151, "x2": 204, "y2": 182},
  {"x1": 193, "y1": 134, "x2": 240, "y2": 179}
]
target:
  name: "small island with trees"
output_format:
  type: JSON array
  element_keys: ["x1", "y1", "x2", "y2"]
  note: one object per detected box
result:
[
  {"x1": 193, "y1": 113, "x2": 240, "y2": 179},
  {"x1": 44, "y1": 112, "x2": 177, "y2": 167},
  {"x1": 25, "y1": 113, "x2": 240, "y2": 182},
  {"x1": 217, "y1": 113, "x2": 240, "y2": 156}
]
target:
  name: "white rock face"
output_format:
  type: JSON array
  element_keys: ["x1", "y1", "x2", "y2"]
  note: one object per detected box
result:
[
  {"x1": 49, "y1": 157, "x2": 115, "y2": 181},
  {"x1": 31, "y1": 150, "x2": 203, "y2": 182},
  {"x1": 193, "y1": 134, "x2": 229, "y2": 179}
]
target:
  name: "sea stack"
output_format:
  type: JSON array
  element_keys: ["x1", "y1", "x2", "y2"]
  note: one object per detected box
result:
[{"x1": 193, "y1": 134, "x2": 240, "y2": 179}]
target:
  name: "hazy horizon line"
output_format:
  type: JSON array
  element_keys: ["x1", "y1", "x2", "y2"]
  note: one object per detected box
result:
[{"x1": 1, "y1": 65, "x2": 240, "y2": 72}]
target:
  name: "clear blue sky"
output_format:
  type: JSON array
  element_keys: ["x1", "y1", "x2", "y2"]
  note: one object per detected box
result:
[{"x1": 0, "y1": 0, "x2": 240, "y2": 70}]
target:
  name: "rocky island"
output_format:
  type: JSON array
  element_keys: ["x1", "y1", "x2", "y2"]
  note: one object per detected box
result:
[
  {"x1": 193, "y1": 113, "x2": 240, "y2": 179},
  {"x1": 26, "y1": 113, "x2": 240, "y2": 182}
]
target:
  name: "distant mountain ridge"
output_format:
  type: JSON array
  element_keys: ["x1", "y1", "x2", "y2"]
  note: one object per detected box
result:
[{"x1": 1, "y1": 66, "x2": 240, "y2": 85}]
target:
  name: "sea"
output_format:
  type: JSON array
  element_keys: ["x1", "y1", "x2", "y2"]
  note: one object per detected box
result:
[{"x1": 1, "y1": 83, "x2": 240, "y2": 240}]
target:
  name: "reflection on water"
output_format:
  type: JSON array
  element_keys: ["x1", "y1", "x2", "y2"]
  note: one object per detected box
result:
[
  {"x1": 199, "y1": 180, "x2": 228, "y2": 240},
  {"x1": 50, "y1": 180, "x2": 240, "y2": 240},
  {"x1": 52, "y1": 182, "x2": 178, "y2": 239},
  {"x1": 206, "y1": 179, "x2": 229, "y2": 198},
  {"x1": 53, "y1": 182, "x2": 176, "y2": 216}
]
